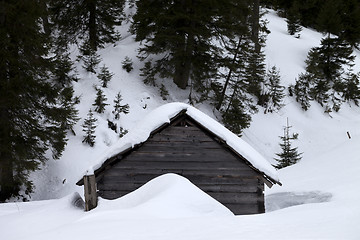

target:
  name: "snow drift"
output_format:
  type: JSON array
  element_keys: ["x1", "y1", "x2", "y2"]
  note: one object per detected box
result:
[{"x1": 93, "y1": 173, "x2": 234, "y2": 218}]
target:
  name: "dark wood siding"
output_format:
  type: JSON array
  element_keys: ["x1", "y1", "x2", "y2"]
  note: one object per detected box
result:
[{"x1": 97, "y1": 124, "x2": 265, "y2": 215}]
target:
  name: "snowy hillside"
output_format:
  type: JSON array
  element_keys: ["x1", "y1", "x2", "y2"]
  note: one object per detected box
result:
[{"x1": 1, "y1": 9, "x2": 360, "y2": 239}]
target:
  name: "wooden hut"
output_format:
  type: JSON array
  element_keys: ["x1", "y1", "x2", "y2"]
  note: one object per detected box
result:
[{"x1": 77, "y1": 103, "x2": 281, "y2": 214}]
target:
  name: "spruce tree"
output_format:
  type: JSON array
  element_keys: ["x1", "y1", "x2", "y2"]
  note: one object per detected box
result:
[
  {"x1": 244, "y1": 49, "x2": 267, "y2": 104},
  {"x1": 50, "y1": 0, "x2": 125, "y2": 51},
  {"x1": 113, "y1": 92, "x2": 129, "y2": 120},
  {"x1": 80, "y1": 44, "x2": 101, "y2": 73},
  {"x1": 286, "y1": 2, "x2": 302, "y2": 36},
  {"x1": 93, "y1": 88, "x2": 109, "y2": 114},
  {"x1": 274, "y1": 119, "x2": 302, "y2": 169},
  {"x1": 139, "y1": 61, "x2": 156, "y2": 86},
  {"x1": 0, "y1": 0, "x2": 74, "y2": 201},
  {"x1": 122, "y1": 56, "x2": 134, "y2": 73},
  {"x1": 264, "y1": 66, "x2": 285, "y2": 113},
  {"x1": 298, "y1": 37, "x2": 355, "y2": 110},
  {"x1": 341, "y1": 70, "x2": 360, "y2": 106},
  {"x1": 294, "y1": 73, "x2": 312, "y2": 111},
  {"x1": 132, "y1": 0, "x2": 248, "y2": 91},
  {"x1": 97, "y1": 65, "x2": 113, "y2": 88},
  {"x1": 118, "y1": 127, "x2": 128, "y2": 138},
  {"x1": 82, "y1": 110, "x2": 97, "y2": 147}
]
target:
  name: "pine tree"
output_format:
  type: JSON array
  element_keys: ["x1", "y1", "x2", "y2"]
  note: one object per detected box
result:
[
  {"x1": 97, "y1": 65, "x2": 113, "y2": 88},
  {"x1": 139, "y1": 61, "x2": 156, "y2": 86},
  {"x1": 264, "y1": 66, "x2": 285, "y2": 113},
  {"x1": 301, "y1": 37, "x2": 355, "y2": 110},
  {"x1": 58, "y1": 87, "x2": 80, "y2": 135},
  {"x1": 118, "y1": 127, "x2": 128, "y2": 138},
  {"x1": 222, "y1": 99, "x2": 252, "y2": 136},
  {"x1": 122, "y1": 56, "x2": 133, "y2": 73},
  {"x1": 82, "y1": 110, "x2": 97, "y2": 147},
  {"x1": 341, "y1": 70, "x2": 360, "y2": 106},
  {"x1": 50, "y1": 0, "x2": 125, "y2": 51},
  {"x1": 132, "y1": 1, "x2": 247, "y2": 91},
  {"x1": 93, "y1": 88, "x2": 109, "y2": 114},
  {"x1": 340, "y1": 0, "x2": 360, "y2": 49},
  {"x1": 316, "y1": 0, "x2": 343, "y2": 37},
  {"x1": 159, "y1": 84, "x2": 169, "y2": 100},
  {"x1": 52, "y1": 50, "x2": 80, "y2": 136},
  {"x1": 79, "y1": 43, "x2": 101, "y2": 73},
  {"x1": 294, "y1": 73, "x2": 312, "y2": 111},
  {"x1": 0, "y1": 0, "x2": 74, "y2": 201},
  {"x1": 112, "y1": 92, "x2": 129, "y2": 120},
  {"x1": 286, "y1": 2, "x2": 302, "y2": 36},
  {"x1": 244, "y1": 49, "x2": 267, "y2": 104},
  {"x1": 274, "y1": 119, "x2": 302, "y2": 169}
]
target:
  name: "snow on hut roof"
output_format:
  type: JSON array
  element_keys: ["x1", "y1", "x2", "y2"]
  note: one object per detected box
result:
[{"x1": 83, "y1": 102, "x2": 280, "y2": 184}]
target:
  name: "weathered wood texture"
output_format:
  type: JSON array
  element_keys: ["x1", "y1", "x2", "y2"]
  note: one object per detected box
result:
[
  {"x1": 84, "y1": 175, "x2": 97, "y2": 211},
  {"x1": 97, "y1": 124, "x2": 265, "y2": 215}
]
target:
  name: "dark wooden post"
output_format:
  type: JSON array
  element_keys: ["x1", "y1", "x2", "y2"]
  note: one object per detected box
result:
[
  {"x1": 347, "y1": 131, "x2": 351, "y2": 139},
  {"x1": 84, "y1": 174, "x2": 97, "y2": 211}
]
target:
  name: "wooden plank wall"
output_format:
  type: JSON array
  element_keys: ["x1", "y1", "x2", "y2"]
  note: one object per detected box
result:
[{"x1": 97, "y1": 125, "x2": 265, "y2": 215}]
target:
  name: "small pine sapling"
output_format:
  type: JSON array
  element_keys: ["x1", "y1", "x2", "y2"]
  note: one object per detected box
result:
[
  {"x1": 294, "y1": 73, "x2": 312, "y2": 111},
  {"x1": 140, "y1": 61, "x2": 156, "y2": 86},
  {"x1": 119, "y1": 127, "x2": 128, "y2": 138},
  {"x1": 82, "y1": 109, "x2": 97, "y2": 147},
  {"x1": 93, "y1": 88, "x2": 109, "y2": 114},
  {"x1": 79, "y1": 43, "x2": 101, "y2": 74},
  {"x1": 122, "y1": 56, "x2": 133, "y2": 73},
  {"x1": 342, "y1": 71, "x2": 360, "y2": 106},
  {"x1": 274, "y1": 119, "x2": 302, "y2": 169},
  {"x1": 113, "y1": 92, "x2": 130, "y2": 120},
  {"x1": 97, "y1": 65, "x2": 113, "y2": 88},
  {"x1": 221, "y1": 99, "x2": 252, "y2": 136},
  {"x1": 59, "y1": 87, "x2": 80, "y2": 135},
  {"x1": 159, "y1": 84, "x2": 169, "y2": 100},
  {"x1": 286, "y1": 2, "x2": 302, "y2": 36},
  {"x1": 264, "y1": 66, "x2": 285, "y2": 113}
]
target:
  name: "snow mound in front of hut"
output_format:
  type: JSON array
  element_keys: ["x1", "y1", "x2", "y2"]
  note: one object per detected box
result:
[{"x1": 95, "y1": 173, "x2": 234, "y2": 219}]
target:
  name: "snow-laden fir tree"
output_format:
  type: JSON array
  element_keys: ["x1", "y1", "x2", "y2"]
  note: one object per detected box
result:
[
  {"x1": 93, "y1": 88, "x2": 109, "y2": 114},
  {"x1": 82, "y1": 110, "x2": 97, "y2": 147},
  {"x1": 274, "y1": 119, "x2": 302, "y2": 169},
  {"x1": 113, "y1": 92, "x2": 129, "y2": 120},
  {"x1": 97, "y1": 65, "x2": 113, "y2": 88}
]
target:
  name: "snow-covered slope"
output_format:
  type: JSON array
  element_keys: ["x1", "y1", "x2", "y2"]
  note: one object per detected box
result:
[{"x1": 3, "y1": 8, "x2": 359, "y2": 239}]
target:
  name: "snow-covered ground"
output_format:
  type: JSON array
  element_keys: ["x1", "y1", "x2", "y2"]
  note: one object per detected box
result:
[{"x1": 1, "y1": 9, "x2": 360, "y2": 239}]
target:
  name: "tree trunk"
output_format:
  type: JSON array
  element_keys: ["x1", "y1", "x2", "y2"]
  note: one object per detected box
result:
[
  {"x1": 173, "y1": 27, "x2": 195, "y2": 89},
  {"x1": 173, "y1": 1, "x2": 194, "y2": 89},
  {"x1": 88, "y1": 0, "x2": 97, "y2": 51},
  {"x1": 0, "y1": 108, "x2": 15, "y2": 202},
  {"x1": 0, "y1": 157, "x2": 15, "y2": 202},
  {"x1": 251, "y1": 0, "x2": 261, "y2": 53},
  {"x1": 216, "y1": 38, "x2": 243, "y2": 110}
]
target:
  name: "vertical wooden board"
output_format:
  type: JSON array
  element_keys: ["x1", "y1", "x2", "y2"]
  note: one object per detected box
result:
[{"x1": 84, "y1": 175, "x2": 97, "y2": 211}]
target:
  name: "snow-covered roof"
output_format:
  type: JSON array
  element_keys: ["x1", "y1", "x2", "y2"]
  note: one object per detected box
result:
[{"x1": 81, "y1": 102, "x2": 280, "y2": 184}]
